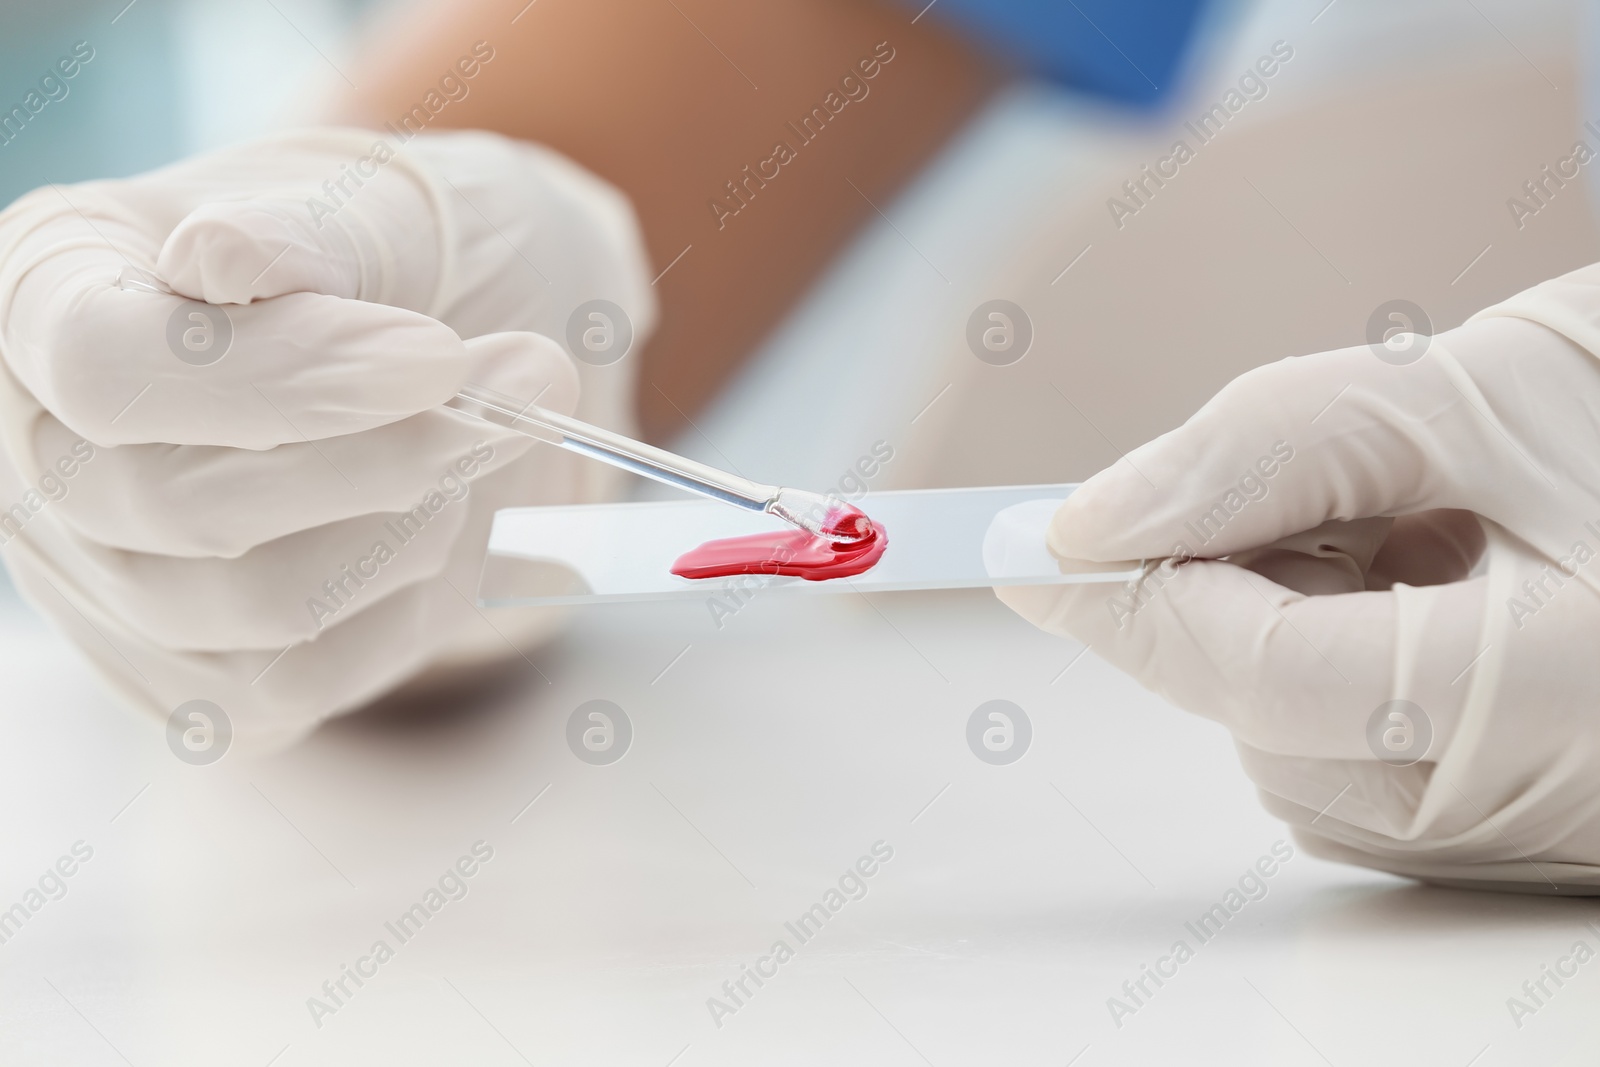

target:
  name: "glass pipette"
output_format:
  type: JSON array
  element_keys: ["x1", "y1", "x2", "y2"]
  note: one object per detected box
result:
[
  {"x1": 446, "y1": 384, "x2": 870, "y2": 544},
  {"x1": 115, "y1": 265, "x2": 868, "y2": 545}
]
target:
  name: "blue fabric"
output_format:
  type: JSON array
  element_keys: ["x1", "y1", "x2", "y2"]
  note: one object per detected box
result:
[{"x1": 917, "y1": 0, "x2": 1212, "y2": 107}]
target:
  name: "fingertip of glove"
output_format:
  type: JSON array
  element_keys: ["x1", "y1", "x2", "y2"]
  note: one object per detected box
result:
[
  {"x1": 1048, "y1": 470, "x2": 1146, "y2": 562},
  {"x1": 158, "y1": 200, "x2": 355, "y2": 304}
]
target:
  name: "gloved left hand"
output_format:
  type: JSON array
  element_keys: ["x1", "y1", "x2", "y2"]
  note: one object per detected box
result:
[{"x1": 0, "y1": 127, "x2": 655, "y2": 752}]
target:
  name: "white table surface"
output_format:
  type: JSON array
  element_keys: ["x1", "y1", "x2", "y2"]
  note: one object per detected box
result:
[{"x1": 2, "y1": 586, "x2": 1598, "y2": 1067}]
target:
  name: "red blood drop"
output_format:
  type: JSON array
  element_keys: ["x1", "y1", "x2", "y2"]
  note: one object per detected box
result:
[
  {"x1": 671, "y1": 518, "x2": 888, "y2": 582},
  {"x1": 820, "y1": 503, "x2": 873, "y2": 542}
]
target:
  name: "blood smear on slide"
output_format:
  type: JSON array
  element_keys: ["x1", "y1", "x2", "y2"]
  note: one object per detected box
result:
[{"x1": 670, "y1": 518, "x2": 888, "y2": 581}]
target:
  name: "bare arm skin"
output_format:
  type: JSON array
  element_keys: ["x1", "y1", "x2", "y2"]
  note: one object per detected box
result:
[{"x1": 329, "y1": 0, "x2": 998, "y2": 439}]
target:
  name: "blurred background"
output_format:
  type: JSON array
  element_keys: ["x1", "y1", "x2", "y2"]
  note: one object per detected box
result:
[
  {"x1": 4, "y1": 0, "x2": 1598, "y2": 493},
  {"x1": 0, "y1": 0, "x2": 373, "y2": 207},
  {"x1": 6, "y1": 0, "x2": 1598, "y2": 600}
]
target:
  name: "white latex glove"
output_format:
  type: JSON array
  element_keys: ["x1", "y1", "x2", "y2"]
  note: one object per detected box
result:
[
  {"x1": 1001, "y1": 269, "x2": 1600, "y2": 891},
  {"x1": 0, "y1": 127, "x2": 655, "y2": 752}
]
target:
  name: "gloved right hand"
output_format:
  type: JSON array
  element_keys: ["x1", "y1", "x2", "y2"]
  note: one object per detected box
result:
[
  {"x1": 1000, "y1": 271, "x2": 1600, "y2": 891},
  {"x1": 0, "y1": 127, "x2": 655, "y2": 752}
]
